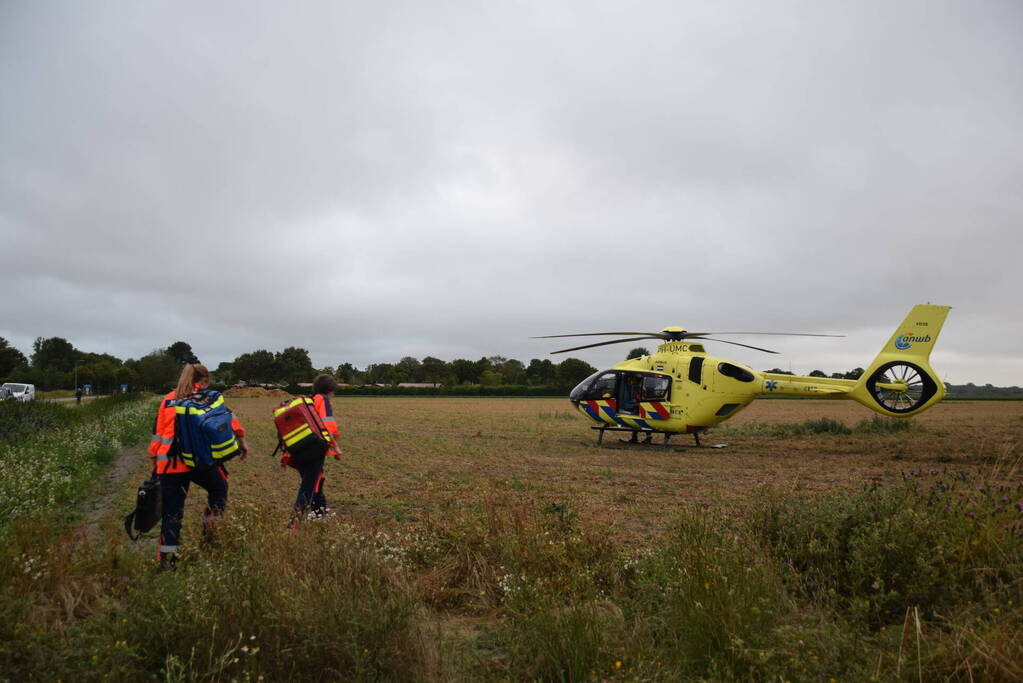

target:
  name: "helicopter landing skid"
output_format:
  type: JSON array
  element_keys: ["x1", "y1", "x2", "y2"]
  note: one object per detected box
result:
[{"x1": 590, "y1": 426, "x2": 724, "y2": 450}]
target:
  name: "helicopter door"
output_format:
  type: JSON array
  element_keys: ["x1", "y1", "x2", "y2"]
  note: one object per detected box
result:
[
  {"x1": 618, "y1": 373, "x2": 643, "y2": 414},
  {"x1": 638, "y1": 374, "x2": 671, "y2": 421}
]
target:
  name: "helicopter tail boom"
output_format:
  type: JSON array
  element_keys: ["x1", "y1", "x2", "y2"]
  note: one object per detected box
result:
[{"x1": 848, "y1": 304, "x2": 952, "y2": 417}]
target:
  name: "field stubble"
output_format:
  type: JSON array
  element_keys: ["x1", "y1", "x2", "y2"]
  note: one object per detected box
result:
[{"x1": 224, "y1": 397, "x2": 1022, "y2": 545}]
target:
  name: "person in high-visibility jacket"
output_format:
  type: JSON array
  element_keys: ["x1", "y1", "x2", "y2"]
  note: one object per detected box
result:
[
  {"x1": 148, "y1": 363, "x2": 248, "y2": 569},
  {"x1": 287, "y1": 373, "x2": 341, "y2": 522}
]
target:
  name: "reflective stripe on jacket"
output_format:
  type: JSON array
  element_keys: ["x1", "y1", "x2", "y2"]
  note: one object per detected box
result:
[
  {"x1": 148, "y1": 386, "x2": 246, "y2": 474},
  {"x1": 313, "y1": 392, "x2": 340, "y2": 454}
]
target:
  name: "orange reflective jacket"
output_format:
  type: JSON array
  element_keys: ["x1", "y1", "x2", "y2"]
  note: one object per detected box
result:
[
  {"x1": 148, "y1": 386, "x2": 246, "y2": 474},
  {"x1": 313, "y1": 393, "x2": 340, "y2": 455}
]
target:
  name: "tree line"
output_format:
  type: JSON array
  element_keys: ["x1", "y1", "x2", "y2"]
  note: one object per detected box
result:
[
  {"x1": 9, "y1": 337, "x2": 1013, "y2": 396},
  {"x1": 0, "y1": 336, "x2": 601, "y2": 393},
  {"x1": 0, "y1": 337, "x2": 203, "y2": 393}
]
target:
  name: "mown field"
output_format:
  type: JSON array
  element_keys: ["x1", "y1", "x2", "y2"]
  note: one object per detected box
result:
[
  {"x1": 2, "y1": 397, "x2": 1022, "y2": 681},
  {"x1": 228, "y1": 397, "x2": 1023, "y2": 545}
]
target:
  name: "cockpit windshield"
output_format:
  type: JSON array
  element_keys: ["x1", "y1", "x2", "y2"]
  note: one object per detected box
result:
[{"x1": 570, "y1": 371, "x2": 618, "y2": 402}]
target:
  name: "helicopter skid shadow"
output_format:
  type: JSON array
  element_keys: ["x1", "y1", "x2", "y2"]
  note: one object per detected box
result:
[{"x1": 582, "y1": 441, "x2": 729, "y2": 452}]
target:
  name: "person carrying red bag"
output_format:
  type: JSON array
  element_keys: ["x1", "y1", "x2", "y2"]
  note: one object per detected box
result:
[{"x1": 283, "y1": 373, "x2": 341, "y2": 524}]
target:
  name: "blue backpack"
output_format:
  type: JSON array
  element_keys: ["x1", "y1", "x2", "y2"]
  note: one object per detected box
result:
[{"x1": 172, "y1": 390, "x2": 240, "y2": 470}]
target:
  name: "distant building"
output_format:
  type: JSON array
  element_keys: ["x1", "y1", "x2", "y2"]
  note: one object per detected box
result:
[{"x1": 397, "y1": 382, "x2": 443, "y2": 388}]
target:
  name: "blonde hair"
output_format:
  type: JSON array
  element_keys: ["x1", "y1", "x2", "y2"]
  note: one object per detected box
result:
[{"x1": 175, "y1": 364, "x2": 210, "y2": 399}]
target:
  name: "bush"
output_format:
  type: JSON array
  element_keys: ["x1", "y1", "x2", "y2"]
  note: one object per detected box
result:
[
  {"x1": 627, "y1": 515, "x2": 786, "y2": 678},
  {"x1": 752, "y1": 470, "x2": 1023, "y2": 626},
  {"x1": 0, "y1": 400, "x2": 70, "y2": 444},
  {"x1": 96, "y1": 506, "x2": 425, "y2": 681}
]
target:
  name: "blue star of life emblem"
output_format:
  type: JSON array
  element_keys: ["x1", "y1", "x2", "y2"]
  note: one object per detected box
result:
[{"x1": 765, "y1": 380, "x2": 778, "y2": 391}]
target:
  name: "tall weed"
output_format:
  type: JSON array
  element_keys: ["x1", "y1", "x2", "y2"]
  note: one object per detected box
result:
[
  {"x1": 0, "y1": 395, "x2": 153, "y2": 530},
  {"x1": 752, "y1": 469, "x2": 1023, "y2": 626}
]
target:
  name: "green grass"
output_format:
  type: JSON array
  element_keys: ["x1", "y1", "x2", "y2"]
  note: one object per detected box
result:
[
  {"x1": 2, "y1": 475, "x2": 1022, "y2": 680},
  {"x1": 1, "y1": 399, "x2": 1022, "y2": 680},
  {"x1": 0, "y1": 394, "x2": 154, "y2": 531}
]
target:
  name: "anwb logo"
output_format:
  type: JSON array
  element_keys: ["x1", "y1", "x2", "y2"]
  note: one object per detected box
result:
[{"x1": 895, "y1": 333, "x2": 932, "y2": 350}]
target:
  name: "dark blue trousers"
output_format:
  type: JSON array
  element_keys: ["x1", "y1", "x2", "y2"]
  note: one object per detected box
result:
[
  {"x1": 294, "y1": 455, "x2": 327, "y2": 518},
  {"x1": 159, "y1": 467, "x2": 228, "y2": 556}
]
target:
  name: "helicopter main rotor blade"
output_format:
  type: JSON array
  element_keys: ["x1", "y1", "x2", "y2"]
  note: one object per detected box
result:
[
  {"x1": 550, "y1": 336, "x2": 666, "y2": 354},
  {"x1": 532, "y1": 332, "x2": 667, "y2": 339},
  {"x1": 698, "y1": 337, "x2": 780, "y2": 354},
  {"x1": 685, "y1": 332, "x2": 845, "y2": 338}
]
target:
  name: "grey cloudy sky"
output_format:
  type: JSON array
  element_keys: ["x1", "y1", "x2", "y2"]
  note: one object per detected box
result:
[{"x1": 2, "y1": 1, "x2": 1021, "y2": 385}]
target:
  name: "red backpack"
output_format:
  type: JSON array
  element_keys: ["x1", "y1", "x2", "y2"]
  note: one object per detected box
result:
[{"x1": 272, "y1": 396, "x2": 333, "y2": 468}]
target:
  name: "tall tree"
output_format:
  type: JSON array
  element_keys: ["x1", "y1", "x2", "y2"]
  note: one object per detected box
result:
[
  {"x1": 498, "y1": 358, "x2": 526, "y2": 384},
  {"x1": 555, "y1": 358, "x2": 597, "y2": 390},
  {"x1": 365, "y1": 363, "x2": 393, "y2": 385},
  {"x1": 114, "y1": 365, "x2": 141, "y2": 390},
  {"x1": 479, "y1": 369, "x2": 503, "y2": 386},
  {"x1": 131, "y1": 349, "x2": 180, "y2": 391},
  {"x1": 525, "y1": 358, "x2": 557, "y2": 386},
  {"x1": 276, "y1": 347, "x2": 314, "y2": 384},
  {"x1": 335, "y1": 362, "x2": 358, "y2": 384},
  {"x1": 167, "y1": 341, "x2": 200, "y2": 366},
  {"x1": 233, "y1": 350, "x2": 278, "y2": 383},
  {"x1": 213, "y1": 361, "x2": 236, "y2": 386},
  {"x1": 0, "y1": 338, "x2": 28, "y2": 377},
  {"x1": 31, "y1": 336, "x2": 77, "y2": 372},
  {"x1": 626, "y1": 347, "x2": 650, "y2": 360},
  {"x1": 77, "y1": 358, "x2": 119, "y2": 393},
  {"x1": 392, "y1": 356, "x2": 422, "y2": 383},
  {"x1": 449, "y1": 359, "x2": 479, "y2": 384},
  {"x1": 420, "y1": 356, "x2": 448, "y2": 383}
]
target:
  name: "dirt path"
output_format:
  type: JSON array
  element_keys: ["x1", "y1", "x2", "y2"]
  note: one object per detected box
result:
[{"x1": 79, "y1": 445, "x2": 150, "y2": 543}]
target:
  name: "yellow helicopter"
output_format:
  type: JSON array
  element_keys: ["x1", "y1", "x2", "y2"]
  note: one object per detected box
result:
[{"x1": 536, "y1": 304, "x2": 951, "y2": 447}]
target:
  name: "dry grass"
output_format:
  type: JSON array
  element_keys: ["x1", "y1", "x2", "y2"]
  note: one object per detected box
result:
[{"x1": 218, "y1": 397, "x2": 1023, "y2": 546}]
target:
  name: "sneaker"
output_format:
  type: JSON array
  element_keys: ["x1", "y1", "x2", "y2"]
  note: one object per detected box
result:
[{"x1": 158, "y1": 553, "x2": 178, "y2": 572}]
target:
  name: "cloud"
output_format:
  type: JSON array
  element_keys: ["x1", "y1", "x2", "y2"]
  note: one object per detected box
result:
[{"x1": 1, "y1": 1, "x2": 1021, "y2": 384}]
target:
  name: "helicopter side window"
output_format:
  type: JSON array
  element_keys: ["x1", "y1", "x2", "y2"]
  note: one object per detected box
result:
[
  {"x1": 588, "y1": 372, "x2": 618, "y2": 399},
  {"x1": 688, "y1": 357, "x2": 704, "y2": 384},
  {"x1": 642, "y1": 375, "x2": 670, "y2": 401},
  {"x1": 718, "y1": 362, "x2": 755, "y2": 382}
]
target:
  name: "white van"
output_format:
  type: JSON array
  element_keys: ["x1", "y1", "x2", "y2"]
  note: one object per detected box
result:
[{"x1": 0, "y1": 383, "x2": 35, "y2": 402}]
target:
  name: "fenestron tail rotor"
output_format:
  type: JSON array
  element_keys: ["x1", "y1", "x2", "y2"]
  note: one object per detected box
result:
[{"x1": 864, "y1": 361, "x2": 937, "y2": 414}]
